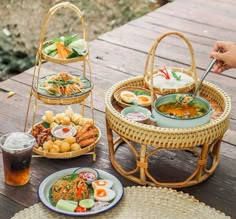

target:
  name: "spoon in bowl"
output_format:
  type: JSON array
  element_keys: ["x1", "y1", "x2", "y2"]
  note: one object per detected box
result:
[{"x1": 176, "y1": 55, "x2": 218, "y2": 106}]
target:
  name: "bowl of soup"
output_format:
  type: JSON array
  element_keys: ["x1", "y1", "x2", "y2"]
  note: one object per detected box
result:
[{"x1": 151, "y1": 93, "x2": 213, "y2": 128}]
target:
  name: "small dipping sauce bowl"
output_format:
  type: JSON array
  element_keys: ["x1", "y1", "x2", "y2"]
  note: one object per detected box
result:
[
  {"x1": 51, "y1": 125, "x2": 77, "y2": 139},
  {"x1": 76, "y1": 167, "x2": 99, "y2": 184},
  {"x1": 121, "y1": 106, "x2": 152, "y2": 123}
]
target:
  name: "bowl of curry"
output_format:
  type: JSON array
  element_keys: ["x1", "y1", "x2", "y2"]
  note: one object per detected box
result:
[{"x1": 151, "y1": 93, "x2": 213, "y2": 128}]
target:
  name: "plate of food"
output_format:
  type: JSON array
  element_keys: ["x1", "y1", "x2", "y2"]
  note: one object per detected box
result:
[
  {"x1": 114, "y1": 87, "x2": 152, "y2": 109},
  {"x1": 32, "y1": 72, "x2": 92, "y2": 104},
  {"x1": 38, "y1": 167, "x2": 124, "y2": 216},
  {"x1": 41, "y1": 34, "x2": 88, "y2": 63},
  {"x1": 144, "y1": 66, "x2": 196, "y2": 95},
  {"x1": 31, "y1": 107, "x2": 100, "y2": 159}
]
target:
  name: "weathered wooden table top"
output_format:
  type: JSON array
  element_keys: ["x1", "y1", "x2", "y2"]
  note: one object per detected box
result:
[{"x1": 0, "y1": 0, "x2": 236, "y2": 218}]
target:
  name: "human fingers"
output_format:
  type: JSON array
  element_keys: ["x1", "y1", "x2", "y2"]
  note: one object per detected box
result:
[
  {"x1": 215, "y1": 65, "x2": 230, "y2": 74},
  {"x1": 212, "y1": 41, "x2": 231, "y2": 52},
  {"x1": 210, "y1": 51, "x2": 227, "y2": 63},
  {"x1": 212, "y1": 60, "x2": 226, "y2": 73}
]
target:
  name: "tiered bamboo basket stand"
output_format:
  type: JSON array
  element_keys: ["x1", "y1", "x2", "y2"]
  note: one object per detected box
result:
[
  {"x1": 105, "y1": 32, "x2": 231, "y2": 188},
  {"x1": 24, "y1": 2, "x2": 99, "y2": 161}
]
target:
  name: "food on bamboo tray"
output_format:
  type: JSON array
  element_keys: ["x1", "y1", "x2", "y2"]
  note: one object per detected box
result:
[
  {"x1": 31, "y1": 107, "x2": 99, "y2": 155},
  {"x1": 50, "y1": 168, "x2": 116, "y2": 213},
  {"x1": 114, "y1": 87, "x2": 152, "y2": 108},
  {"x1": 43, "y1": 35, "x2": 87, "y2": 59},
  {"x1": 35, "y1": 72, "x2": 91, "y2": 98},
  {"x1": 152, "y1": 66, "x2": 194, "y2": 89}
]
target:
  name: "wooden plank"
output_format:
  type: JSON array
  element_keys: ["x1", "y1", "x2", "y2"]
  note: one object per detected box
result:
[
  {"x1": 0, "y1": 194, "x2": 25, "y2": 219},
  {"x1": 156, "y1": 0, "x2": 236, "y2": 30},
  {"x1": 4, "y1": 40, "x2": 235, "y2": 121},
  {"x1": 1, "y1": 141, "x2": 236, "y2": 218},
  {"x1": 173, "y1": 0, "x2": 236, "y2": 17},
  {"x1": 224, "y1": 130, "x2": 236, "y2": 146},
  {"x1": 144, "y1": 9, "x2": 236, "y2": 41},
  {"x1": 182, "y1": 148, "x2": 236, "y2": 218},
  {"x1": 98, "y1": 24, "x2": 236, "y2": 78}
]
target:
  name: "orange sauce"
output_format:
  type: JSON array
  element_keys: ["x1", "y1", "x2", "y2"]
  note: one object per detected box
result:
[{"x1": 157, "y1": 102, "x2": 205, "y2": 118}]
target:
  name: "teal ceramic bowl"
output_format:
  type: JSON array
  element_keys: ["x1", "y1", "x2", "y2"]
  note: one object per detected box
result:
[
  {"x1": 152, "y1": 93, "x2": 213, "y2": 128},
  {"x1": 121, "y1": 106, "x2": 152, "y2": 123}
]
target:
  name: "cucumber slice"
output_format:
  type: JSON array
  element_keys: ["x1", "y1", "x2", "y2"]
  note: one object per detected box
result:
[
  {"x1": 56, "y1": 199, "x2": 78, "y2": 212},
  {"x1": 79, "y1": 199, "x2": 95, "y2": 209}
]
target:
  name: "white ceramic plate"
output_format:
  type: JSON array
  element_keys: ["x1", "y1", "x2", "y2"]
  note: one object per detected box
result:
[{"x1": 38, "y1": 168, "x2": 124, "y2": 216}]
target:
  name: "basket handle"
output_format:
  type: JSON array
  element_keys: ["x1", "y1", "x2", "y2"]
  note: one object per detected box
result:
[
  {"x1": 144, "y1": 31, "x2": 197, "y2": 84},
  {"x1": 144, "y1": 31, "x2": 198, "y2": 113},
  {"x1": 38, "y1": 2, "x2": 87, "y2": 53}
]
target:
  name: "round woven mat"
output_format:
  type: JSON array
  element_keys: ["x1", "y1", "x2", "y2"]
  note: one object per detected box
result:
[{"x1": 12, "y1": 186, "x2": 230, "y2": 219}]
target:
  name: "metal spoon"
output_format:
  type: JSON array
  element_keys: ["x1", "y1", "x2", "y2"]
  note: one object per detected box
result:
[{"x1": 177, "y1": 57, "x2": 217, "y2": 105}]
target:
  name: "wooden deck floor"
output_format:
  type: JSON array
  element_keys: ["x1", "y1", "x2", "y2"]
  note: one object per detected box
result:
[{"x1": 0, "y1": 0, "x2": 236, "y2": 218}]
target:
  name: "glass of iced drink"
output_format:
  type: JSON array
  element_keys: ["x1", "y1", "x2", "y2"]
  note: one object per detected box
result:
[{"x1": 0, "y1": 132, "x2": 36, "y2": 186}]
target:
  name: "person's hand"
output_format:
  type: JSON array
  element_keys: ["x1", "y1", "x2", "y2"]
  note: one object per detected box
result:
[{"x1": 209, "y1": 41, "x2": 236, "y2": 73}]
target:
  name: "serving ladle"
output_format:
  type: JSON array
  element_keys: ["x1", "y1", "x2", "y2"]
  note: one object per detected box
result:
[{"x1": 176, "y1": 56, "x2": 217, "y2": 105}]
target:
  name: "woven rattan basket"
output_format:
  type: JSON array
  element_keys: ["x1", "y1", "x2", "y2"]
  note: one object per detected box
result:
[
  {"x1": 32, "y1": 125, "x2": 101, "y2": 159},
  {"x1": 41, "y1": 41, "x2": 88, "y2": 64},
  {"x1": 32, "y1": 80, "x2": 93, "y2": 105},
  {"x1": 106, "y1": 76, "x2": 231, "y2": 149},
  {"x1": 24, "y1": 2, "x2": 97, "y2": 162},
  {"x1": 113, "y1": 86, "x2": 152, "y2": 109},
  {"x1": 38, "y1": 3, "x2": 88, "y2": 64},
  {"x1": 144, "y1": 32, "x2": 198, "y2": 95}
]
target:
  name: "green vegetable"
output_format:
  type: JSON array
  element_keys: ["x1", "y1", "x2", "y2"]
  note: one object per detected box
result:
[
  {"x1": 62, "y1": 173, "x2": 78, "y2": 182},
  {"x1": 43, "y1": 43, "x2": 57, "y2": 55},
  {"x1": 171, "y1": 71, "x2": 181, "y2": 81},
  {"x1": 64, "y1": 34, "x2": 79, "y2": 47},
  {"x1": 79, "y1": 199, "x2": 95, "y2": 209},
  {"x1": 68, "y1": 39, "x2": 87, "y2": 53},
  {"x1": 67, "y1": 48, "x2": 80, "y2": 59},
  {"x1": 56, "y1": 199, "x2": 78, "y2": 212},
  {"x1": 52, "y1": 38, "x2": 62, "y2": 43},
  {"x1": 41, "y1": 121, "x2": 50, "y2": 129},
  {"x1": 132, "y1": 90, "x2": 150, "y2": 96},
  {"x1": 48, "y1": 49, "x2": 57, "y2": 57}
]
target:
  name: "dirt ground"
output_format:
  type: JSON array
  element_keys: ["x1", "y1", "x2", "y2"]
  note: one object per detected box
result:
[{"x1": 0, "y1": 0, "x2": 160, "y2": 54}]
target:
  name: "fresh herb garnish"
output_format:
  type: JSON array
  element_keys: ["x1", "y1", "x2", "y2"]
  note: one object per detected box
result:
[
  {"x1": 62, "y1": 173, "x2": 78, "y2": 182},
  {"x1": 171, "y1": 71, "x2": 181, "y2": 81}
]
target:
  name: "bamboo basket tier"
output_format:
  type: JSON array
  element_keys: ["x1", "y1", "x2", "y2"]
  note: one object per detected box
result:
[
  {"x1": 105, "y1": 76, "x2": 231, "y2": 149},
  {"x1": 144, "y1": 32, "x2": 198, "y2": 95},
  {"x1": 38, "y1": 2, "x2": 88, "y2": 64},
  {"x1": 31, "y1": 123, "x2": 101, "y2": 161},
  {"x1": 32, "y1": 125, "x2": 101, "y2": 159},
  {"x1": 24, "y1": 2, "x2": 97, "y2": 161}
]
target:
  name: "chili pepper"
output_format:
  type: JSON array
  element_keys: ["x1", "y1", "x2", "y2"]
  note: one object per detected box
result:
[
  {"x1": 158, "y1": 66, "x2": 170, "y2": 79},
  {"x1": 76, "y1": 184, "x2": 84, "y2": 197},
  {"x1": 75, "y1": 206, "x2": 86, "y2": 212}
]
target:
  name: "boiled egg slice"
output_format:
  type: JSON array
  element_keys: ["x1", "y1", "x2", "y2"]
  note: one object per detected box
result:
[
  {"x1": 92, "y1": 179, "x2": 113, "y2": 189},
  {"x1": 120, "y1": 91, "x2": 137, "y2": 103},
  {"x1": 136, "y1": 95, "x2": 151, "y2": 106},
  {"x1": 94, "y1": 187, "x2": 116, "y2": 202}
]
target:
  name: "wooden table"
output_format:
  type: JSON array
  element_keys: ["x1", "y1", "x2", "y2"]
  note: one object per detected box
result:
[{"x1": 0, "y1": 0, "x2": 236, "y2": 218}]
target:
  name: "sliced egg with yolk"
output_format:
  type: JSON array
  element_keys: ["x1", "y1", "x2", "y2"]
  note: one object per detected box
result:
[
  {"x1": 136, "y1": 95, "x2": 151, "y2": 106},
  {"x1": 94, "y1": 187, "x2": 116, "y2": 202},
  {"x1": 120, "y1": 91, "x2": 137, "y2": 103},
  {"x1": 92, "y1": 179, "x2": 113, "y2": 189}
]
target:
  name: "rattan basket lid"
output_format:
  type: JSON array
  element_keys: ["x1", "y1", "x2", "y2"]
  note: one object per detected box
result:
[{"x1": 11, "y1": 186, "x2": 230, "y2": 219}]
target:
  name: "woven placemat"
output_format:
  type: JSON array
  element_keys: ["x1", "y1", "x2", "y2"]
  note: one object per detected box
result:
[{"x1": 12, "y1": 186, "x2": 230, "y2": 219}]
